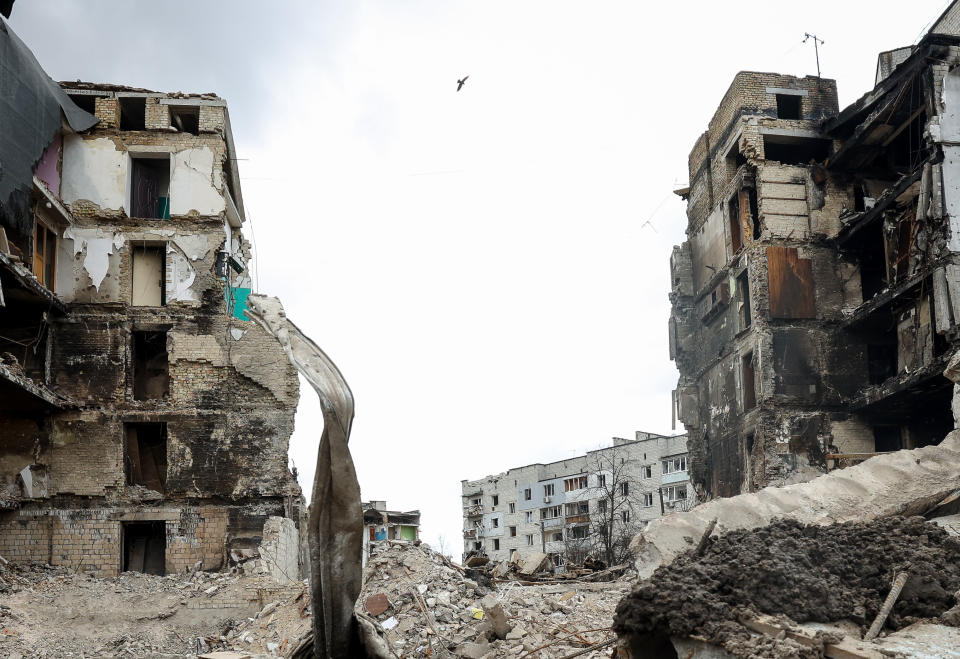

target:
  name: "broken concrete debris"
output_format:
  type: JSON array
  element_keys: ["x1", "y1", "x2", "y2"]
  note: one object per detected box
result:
[
  {"x1": 615, "y1": 516, "x2": 960, "y2": 657},
  {"x1": 345, "y1": 539, "x2": 626, "y2": 658}
]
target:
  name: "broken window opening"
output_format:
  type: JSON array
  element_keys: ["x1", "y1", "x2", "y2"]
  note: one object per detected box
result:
[
  {"x1": 854, "y1": 184, "x2": 866, "y2": 213},
  {"x1": 474, "y1": 541, "x2": 482, "y2": 551},
  {"x1": 742, "y1": 351, "x2": 757, "y2": 411},
  {"x1": 858, "y1": 225, "x2": 888, "y2": 300},
  {"x1": 763, "y1": 136, "x2": 832, "y2": 166},
  {"x1": 493, "y1": 539, "x2": 500, "y2": 550},
  {"x1": 737, "y1": 271, "x2": 752, "y2": 330},
  {"x1": 125, "y1": 422, "x2": 167, "y2": 493},
  {"x1": 123, "y1": 521, "x2": 166, "y2": 575},
  {"x1": 728, "y1": 193, "x2": 743, "y2": 253},
  {"x1": 66, "y1": 93, "x2": 97, "y2": 115},
  {"x1": 873, "y1": 425, "x2": 902, "y2": 452},
  {"x1": 569, "y1": 525, "x2": 589, "y2": 540},
  {"x1": 775, "y1": 94, "x2": 802, "y2": 120},
  {"x1": 509, "y1": 526, "x2": 517, "y2": 537},
  {"x1": 133, "y1": 330, "x2": 169, "y2": 400},
  {"x1": 748, "y1": 187, "x2": 760, "y2": 239},
  {"x1": 130, "y1": 155, "x2": 171, "y2": 219},
  {"x1": 131, "y1": 244, "x2": 166, "y2": 307},
  {"x1": 887, "y1": 109, "x2": 926, "y2": 172},
  {"x1": 33, "y1": 219, "x2": 56, "y2": 291},
  {"x1": 169, "y1": 106, "x2": 200, "y2": 135},
  {"x1": 119, "y1": 97, "x2": 147, "y2": 131}
]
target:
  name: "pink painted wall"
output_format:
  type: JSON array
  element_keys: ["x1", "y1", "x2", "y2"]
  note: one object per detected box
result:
[{"x1": 35, "y1": 133, "x2": 61, "y2": 196}]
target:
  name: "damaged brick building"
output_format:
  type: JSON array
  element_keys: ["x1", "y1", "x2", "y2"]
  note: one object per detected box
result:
[
  {"x1": 0, "y1": 19, "x2": 303, "y2": 576},
  {"x1": 669, "y1": 3, "x2": 960, "y2": 498}
]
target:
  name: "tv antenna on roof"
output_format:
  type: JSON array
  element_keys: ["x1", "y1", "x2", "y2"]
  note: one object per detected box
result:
[{"x1": 803, "y1": 33, "x2": 825, "y2": 79}]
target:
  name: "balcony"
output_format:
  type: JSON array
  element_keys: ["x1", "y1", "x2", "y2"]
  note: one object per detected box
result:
[
  {"x1": 463, "y1": 529, "x2": 477, "y2": 539},
  {"x1": 464, "y1": 504, "x2": 483, "y2": 517},
  {"x1": 542, "y1": 518, "x2": 563, "y2": 529},
  {"x1": 661, "y1": 471, "x2": 688, "y2": 485},
  {"x1": 565, "y1": 514, "x2": 590, "y2": 525}
]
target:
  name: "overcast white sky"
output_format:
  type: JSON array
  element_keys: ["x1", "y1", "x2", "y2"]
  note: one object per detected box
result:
[{"x1": 11, "y1": 0, "x2": 953, "y2": 558}]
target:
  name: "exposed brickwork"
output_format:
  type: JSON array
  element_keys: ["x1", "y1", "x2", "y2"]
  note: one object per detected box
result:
[
  {"x1": 144, "y1": 97, "x2": 170, "y2": 130},
  {"x1": 94, "y1": 97, "x2": 119, "y2": 129},
  {"x1": 1, "y1": 83, "x2": 305, "y2": 578}
]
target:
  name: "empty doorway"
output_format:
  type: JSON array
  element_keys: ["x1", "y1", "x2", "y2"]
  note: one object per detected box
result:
[{"x1": 123, "y1": 521, "x2": 166, "y2": 575}]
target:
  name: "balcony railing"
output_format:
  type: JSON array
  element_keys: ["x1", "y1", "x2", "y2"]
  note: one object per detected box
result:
[
  {"x1": 464, "y1": 504, "x2": 483, "y2": 517},
  {"x1": 565, "y1": 514, "x2": 590, "y2": 525},
  {"x1": 463, "y1": 529, "x2": 477, "y2": 539}
]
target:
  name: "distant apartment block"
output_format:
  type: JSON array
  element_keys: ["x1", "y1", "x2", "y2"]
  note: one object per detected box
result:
[{"x1": 460, "y1": 432, "x2": 690, "y2": 567}]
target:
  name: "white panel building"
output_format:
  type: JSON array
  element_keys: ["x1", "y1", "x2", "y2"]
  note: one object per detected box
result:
[{"x1": 460, "y1": 431, "x2": 691, "y2": 566}]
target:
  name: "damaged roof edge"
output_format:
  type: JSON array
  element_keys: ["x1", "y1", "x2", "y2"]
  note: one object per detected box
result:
[
  {"x1": 222, "y1": 107, "x2": 246, "y2": 225},
  {"x1": 824, "y1": 34, "x2": 960, "y2": 135}
]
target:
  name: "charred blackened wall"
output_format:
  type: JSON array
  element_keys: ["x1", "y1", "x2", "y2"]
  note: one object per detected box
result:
[
  {"x1": 0, "y1": 83, "x2": 303, "y2": 577},
  {"x1": 671, "y1": 31, "x2": 960, "y2": 500},
  {"x1": 670, "y1": 73, "x2": 851, "y2": 498}
]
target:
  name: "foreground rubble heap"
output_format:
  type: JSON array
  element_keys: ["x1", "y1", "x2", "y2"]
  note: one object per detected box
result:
[
  {"x1": 0, "y1": 539, "x2": 629, "y2": 658},
  {"x1": 347, "y1": 540, "x2": 626, "y2": 658},
  {"x1": 0, "y1": 559, "x2": 302, "y2": 658},
  {"x1": 615, "y1": 516, "x2": 960, "y2": 658}
]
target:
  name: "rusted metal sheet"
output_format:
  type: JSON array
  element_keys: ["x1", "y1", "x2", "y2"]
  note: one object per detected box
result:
[{"x1": 767, "y1": 246, "x2": 815, "y2": 318}]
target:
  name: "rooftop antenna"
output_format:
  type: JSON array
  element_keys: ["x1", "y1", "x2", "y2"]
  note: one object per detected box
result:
[{"x1": 803, "y1": 33, "x2": 825, "y2": 79}]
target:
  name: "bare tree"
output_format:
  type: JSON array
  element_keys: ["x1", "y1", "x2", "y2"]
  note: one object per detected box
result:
[{"x1": 574, "y1": 443, "x2": 643, "y2": 566}]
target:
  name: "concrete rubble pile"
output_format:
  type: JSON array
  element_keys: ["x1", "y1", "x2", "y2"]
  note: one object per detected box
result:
[
  {"x1": 465, "y1": 550, "x2": 630, "y2": 586},
  {"x1": 612, "y1": 432, "x2": 960, "y2": 658},
  {"x1": 343, "y1": 540, "x2": 628, "y2": 658},
  {"x1": 0, "y1": 558, "x2": 304, "y2": 658}
]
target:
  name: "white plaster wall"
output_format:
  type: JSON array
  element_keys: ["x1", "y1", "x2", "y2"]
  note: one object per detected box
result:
[
  {"x1": 62, "y1": 228, "x2": 125, "y2": 302},
  {"x1": 61, "y1": 136, "x2": 127, "y2": 212},
  {"x1": 170, "y1": 147, "x2": 226, "y2": 216}
]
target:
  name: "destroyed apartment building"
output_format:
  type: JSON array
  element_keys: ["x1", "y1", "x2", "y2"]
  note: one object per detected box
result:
[
  {"x1": 461, "y1": 431, "x2": 689, "y2": 568},
  {"x1": 669, "y1": 5, "x2": 960, "y2": 499},
  {"x1": 0, "y1": 19, "x2": 304, "y2": 578},
  {"x1": 361, "y1": 500, "x2": 420, "y2": 566}
]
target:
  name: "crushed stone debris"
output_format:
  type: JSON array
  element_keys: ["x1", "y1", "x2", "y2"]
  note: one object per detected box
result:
[
  {"x1": 613, "y1": 515, "x2": 960, "y2": 657},
  {"x1": 0, "y1": 539, "x2": 630, "y2": 658}
]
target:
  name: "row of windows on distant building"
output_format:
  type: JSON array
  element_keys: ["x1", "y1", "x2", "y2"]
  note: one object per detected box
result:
[
  {"x1": 472, "y1": 485, "x2": 688, "y2": 532},
  {"x1": 471, "y1": 456, "x2": 688, "y2": 508}
]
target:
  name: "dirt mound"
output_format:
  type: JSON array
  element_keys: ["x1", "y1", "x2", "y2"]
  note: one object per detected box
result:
[{"x1": 614, "y1": 516, "x2": 960, "y2": 651}]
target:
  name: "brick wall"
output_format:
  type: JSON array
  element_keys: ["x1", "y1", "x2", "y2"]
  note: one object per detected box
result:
[
  {"x1": 145, "y1": 97, "x2": 170, "y2": 130},
  {"x1": 94, "y1": 97, "x2": 119, "y2": 128}
]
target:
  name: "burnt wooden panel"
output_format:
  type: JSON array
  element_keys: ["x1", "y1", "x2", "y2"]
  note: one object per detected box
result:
[{"x1": 768, "y1": 246, "x2": 816, "y2": 318}]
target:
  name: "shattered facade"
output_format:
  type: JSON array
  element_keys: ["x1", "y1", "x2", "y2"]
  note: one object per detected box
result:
[
  {"x1": 461, "y1": 431, "x2": 689, "y2": 567},
  {"x1": 670, "y1": 7, "x2": 960, "y2": 498},
  {"x1": 361, "y1": 500, "x2": 420, "y2": 567},
  {"x1": 0, "y1": 20, "x2": 303, "y2": 577}
]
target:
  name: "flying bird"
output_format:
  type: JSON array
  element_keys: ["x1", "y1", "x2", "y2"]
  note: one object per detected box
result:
[{"x1": 457, "y1": 76, "x2": 469, "y2": 92}]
